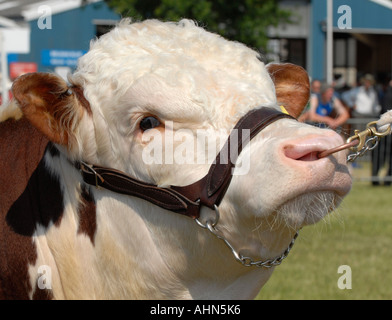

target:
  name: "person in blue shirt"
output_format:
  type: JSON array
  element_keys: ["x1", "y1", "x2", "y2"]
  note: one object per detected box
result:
[{"x1": 307, "y1": 82, "x2": 350, "y2": 130}]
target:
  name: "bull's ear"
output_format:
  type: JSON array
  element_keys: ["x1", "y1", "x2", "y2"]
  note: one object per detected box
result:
[
  {"x1": 11, "y1": 72, "x2": 82, "y2": 146},
  {"x1": 266, "y1": 63, "x2": 310, "y2": 118}
]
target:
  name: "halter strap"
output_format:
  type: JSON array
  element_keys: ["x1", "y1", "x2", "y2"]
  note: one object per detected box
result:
[{"x1": 76, "y1": 107, "x2": 294, "y2": 219}]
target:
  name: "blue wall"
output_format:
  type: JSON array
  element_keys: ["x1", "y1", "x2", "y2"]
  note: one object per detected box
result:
[
  {"x1": 17, "y1": 1, "x2": 120, "y2": 72},
  {"x1": 310, "y1": 0, "x2": 327, "y2": 81},
  {"x1": 310, "y1": 0, "x2": 392, "y2": 81},
  {"x1": 341, "y1": 0, "x2": 392, "y2": 30}
]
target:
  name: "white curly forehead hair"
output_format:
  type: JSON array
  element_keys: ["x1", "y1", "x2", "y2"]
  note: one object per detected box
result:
[{"x1": 69, "y1": 19, "x2": 277, "y2": 123}]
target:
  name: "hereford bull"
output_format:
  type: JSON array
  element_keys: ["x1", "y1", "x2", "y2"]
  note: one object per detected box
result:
[{"x1": 0, "y1": 19, "x2": 352, "y2": 299}]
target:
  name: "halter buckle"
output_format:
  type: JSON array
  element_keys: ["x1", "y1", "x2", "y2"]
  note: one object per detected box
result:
[{"x1": 79, "y1": 161, "x2": 104, "y2": 189}]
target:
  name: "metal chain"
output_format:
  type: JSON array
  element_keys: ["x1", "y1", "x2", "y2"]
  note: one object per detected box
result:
[
  {"x1": 345, "y1": 121, "x2": 392, "y2": 162},
  {"x1": 196, "y1": 205, "x2": 299, "y2": 268},
  {"x1": 347, "y1": 136, "x2": 380, "y2": 162}
]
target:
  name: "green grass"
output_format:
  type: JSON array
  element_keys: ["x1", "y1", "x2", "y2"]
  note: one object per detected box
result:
[{"x1": 256, "y1": 176, "x2": 392, "y2": 300}]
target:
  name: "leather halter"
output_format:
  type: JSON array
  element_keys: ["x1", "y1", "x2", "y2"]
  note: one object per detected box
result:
[{"x1": 76, "y1": 107, "x2": 294, "y2": 219}]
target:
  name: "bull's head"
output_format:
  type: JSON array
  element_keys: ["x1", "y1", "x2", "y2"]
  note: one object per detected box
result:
[{"x1": 10, "y1": 19, "x2": 351, "y2": 299}]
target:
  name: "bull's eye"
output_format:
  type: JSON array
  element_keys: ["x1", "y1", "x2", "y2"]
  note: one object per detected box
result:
[{"x1": 139, "y1": 116, "x2": 161, "y2": 131}]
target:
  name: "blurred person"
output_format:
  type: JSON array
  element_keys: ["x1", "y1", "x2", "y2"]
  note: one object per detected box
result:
[
  {"x1": 351, "y1": 74, "x2": 382, "y2": 184},
  {"x1": 311, "y1": 79, "x2": 321, "y2": 96},
  {"x1": 353, "y1": 74, "x2": 381, "y2": 118},
  {"x1": 332, "y1": 73, "x2": 350, "y2": 100},
  {"x1": 341, "y1": 80, "x2": 358, "y2": 111},
  {"x1": 373, "y1": 79, "x2": 392, "y2": 186},
  {"x1": 307, "y1": 82, "x2": 350, "y2": 130}
]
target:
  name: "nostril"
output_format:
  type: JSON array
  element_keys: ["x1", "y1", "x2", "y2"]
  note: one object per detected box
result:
[
  {"x1": 297, "y1": 152, "x2": 320, "y2": 162},
  {"x1": 282, "y1": 134, "x2": 347, "y2": 163},
  {"x1": 284, "y1": 146, "x2": 321, "y2": 162}
]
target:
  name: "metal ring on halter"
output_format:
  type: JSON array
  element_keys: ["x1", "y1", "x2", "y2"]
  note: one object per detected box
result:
[
  {"x1": 79, "y1": 161, "x2": 104, "y2": 189},
  {"x1": 195, "y1": 204, "x2": 220, "y2": 229}
]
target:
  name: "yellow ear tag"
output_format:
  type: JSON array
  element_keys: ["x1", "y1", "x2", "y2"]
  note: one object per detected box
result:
[{"x1": 280, "y1": 105, "x2": 289, "y2": 115}]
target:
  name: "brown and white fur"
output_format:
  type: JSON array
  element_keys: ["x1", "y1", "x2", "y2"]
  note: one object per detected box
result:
[{"x1": 0, "y1": 19, "x2": 351, "y2": 299}]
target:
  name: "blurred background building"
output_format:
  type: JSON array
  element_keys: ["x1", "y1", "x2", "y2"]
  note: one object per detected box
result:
[
  {"x1": 0, "y1": 0, "x2": 119, "y2": 89},
  {"x1": 269, "y1": 0, "x2": 392, "y2": 87},
  {"x1": 1, "y1": 0, "x2": 392, "y2": 93}
]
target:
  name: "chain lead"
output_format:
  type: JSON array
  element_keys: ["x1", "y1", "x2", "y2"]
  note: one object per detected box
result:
[
  {"x1": 347, "y1": 136, "x2": 380, "y2": 162},
  {"x1": 198, "y1": 205, "x2": 299, "y2": 269},
  {"x1": 346, "y1": 121, "x2": 391, "y2": 162}
]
